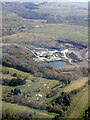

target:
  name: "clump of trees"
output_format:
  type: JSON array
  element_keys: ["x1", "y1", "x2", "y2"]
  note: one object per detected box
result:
[
  {"x1": 2, "y1": 27, "x2": 15, "y2": 36},
  {"x1": 2, "y1": 55, "x2": 88, "y2": 86},
  {"x1": 4, "y1": 93, "x2": 47, "y2": 111},
  {"x1": 2, "y1": 70, "x2": 9, "y2": 74},
  {"x1": 83, "y1": 107, "x2": 90, "y2": 120},
  {"x1": 46, "y1": 92, "x2": 71, "y2": 116},
  {"x1": 47, "y1": 105, "x2": 63, "y2": 116},
  {"x1": 47, "y1": 82, "x2": 88, "y2": 116},
  {"x1": 46, "y1": 89, "x2": 58, "y2": 98},
  {"x1": 2, "y1": 110, "x2": 33, "y2": 120},
  {"x1": 2, "y1": 77, "x2": 26, "y2": 86},
  {"x1": 54, "y1": 92, "x2": 71, "y2": 106},
  {"x1": 11, "y1": 88, "x2": 21, "y2": 95},
  {"x1": 2, "y1": 56, "x2": 71, "y2": 85}
]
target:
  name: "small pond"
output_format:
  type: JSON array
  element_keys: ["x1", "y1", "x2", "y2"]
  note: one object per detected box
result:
[
  {"x1": 2, "y1": 52, "x2": 8, "y2": 55},
  {"x1": 38, "y1": 61, "x2": 67, "y2": 68}
]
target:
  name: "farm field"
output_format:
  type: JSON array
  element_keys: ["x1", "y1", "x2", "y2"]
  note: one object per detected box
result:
[
  {"x1": 2, "y1": 22, "x2": 88, "y2": 43},
  {"x1": 29, "y1": 23, "x2": 88, "y2": 42},
  {"x1": 64, "y1": 77, "x2": 88, "y2": 93},
  {"x1": 37, "y1": 3, "x2": 88, "y2": 17},
  {"x1": 2, "y1": 101, "x2": 57, "y2": 118},
  {"x1": 2, "y1": 23, "x2": 88, "y2": 50},
  {"x1": 2, "y1": 65, "x2": 89, "y2": 119},
  {"x1": 2, "y1": 2, "x2": 88, "y2": 44},
  {"x1": 64, "y1": 86, "x2": 88, "y2": 118},
  {"x1": 2, "y1": 66, "x2": 59, "y2": 104}
]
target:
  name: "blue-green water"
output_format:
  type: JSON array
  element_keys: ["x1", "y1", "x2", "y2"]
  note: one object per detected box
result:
[
  {"x1": 2, "y1": 52, "x2": 8, "y2": 55},
  {"x1": 38, "y1": 61, "x2": 67, "y2": 68}
]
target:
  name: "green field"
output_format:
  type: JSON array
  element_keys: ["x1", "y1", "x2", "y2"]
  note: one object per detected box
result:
[
  {"x1": 2, "y1": 66, "x2": 59, "y2": 104},
  {"x1": 29, "y1": 23, "x2": 88, "y2": 42},
  {"x1": 37, "y1": 5, "x2": 88, "y2": 17},
  {"x1": 2, "y1": 66, "x2": 88, "y2": 118},
  {"x1": 64, "y1": 77, "x2": 88, "y2": 93},
  {"x1": 2, "y1": 23, "x2": 88, "y2": 48},
  {"x1": 2, "y1": 101, "x2": 57, "y2": 118},
  {"x1": 2, "y1": 2, "x2": 88, "y2": 43},
  {"x1": 64, "y1": 86, "x2": 88, "y2": 118}
]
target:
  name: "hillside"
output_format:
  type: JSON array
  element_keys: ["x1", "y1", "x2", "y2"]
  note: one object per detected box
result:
[
  {"x1": 1, "y1": 1, "x2": 89, "y2": 119},
  {"x1": 2, "y1": 65, "x2": 89, "y2": 119}
]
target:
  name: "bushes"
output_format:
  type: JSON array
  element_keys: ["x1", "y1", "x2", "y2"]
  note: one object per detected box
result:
[
  {"x1": 12, "y1": 73, "x2": 17, "y2": 77},
  {"x1": 13, "y1": 88, "x2": 21, "y2": 95},
  {"x1": 2, "y1": 78, "x2": 26, "y2": 86},
  {"x1": 54, "y1": 92, "x2": 71, "y2": 106},
  {"x1": 2, "y1": 70, "x2": 9, "y2": 74},
  {"x1": 4, "y1": 94, "x2": 47, "y2": 111},
  {"x1": 47, "y1": 105, "x2": 63, "y2": 115},
  {"x1": 45, "y1": 93, "x2": 70, "y2": 116},
  {"x1": 83, "y1": 107, "x2": 90, "y2": 120},
  {"x1": 2, "y1": 56, "x2": 35, "y2": 74},
  {"x1": 2, "y1": 110, "x2": 33, "y2": 120},
  {"x1": 2, "y1": 56, "x2": 63, "y2": 81},
  {"x1": 2, "y1": 54, "x2": 88, "y2": 85},
  {"x1": 51, "y1": 83, "x2": 88, "y2": 115},
  {"x1": 46, "y1": 92, "x2": 71, "y2": 116},
  {"x1": 46, "y1": 89, "x2": 58, "y2": 98}
]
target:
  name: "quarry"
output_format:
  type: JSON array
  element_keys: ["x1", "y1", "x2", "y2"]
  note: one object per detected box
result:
[{"x1": 32, "y1": 47, "x2": 88, "y2": 66}]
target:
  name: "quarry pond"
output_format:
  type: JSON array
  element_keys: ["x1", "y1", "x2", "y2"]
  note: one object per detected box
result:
[{"x1": 38, "y1": 61, "x2": 67, "y2": 68}]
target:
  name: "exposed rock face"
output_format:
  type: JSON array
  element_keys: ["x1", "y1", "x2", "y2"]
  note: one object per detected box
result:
[{"x1": 68, "y1": 52, "x2": 82, "y2": 63}]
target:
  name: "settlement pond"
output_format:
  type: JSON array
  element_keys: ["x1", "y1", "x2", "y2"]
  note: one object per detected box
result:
[{"x1": 38, "y1": 61, "x2": 67, "y2": 68}]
